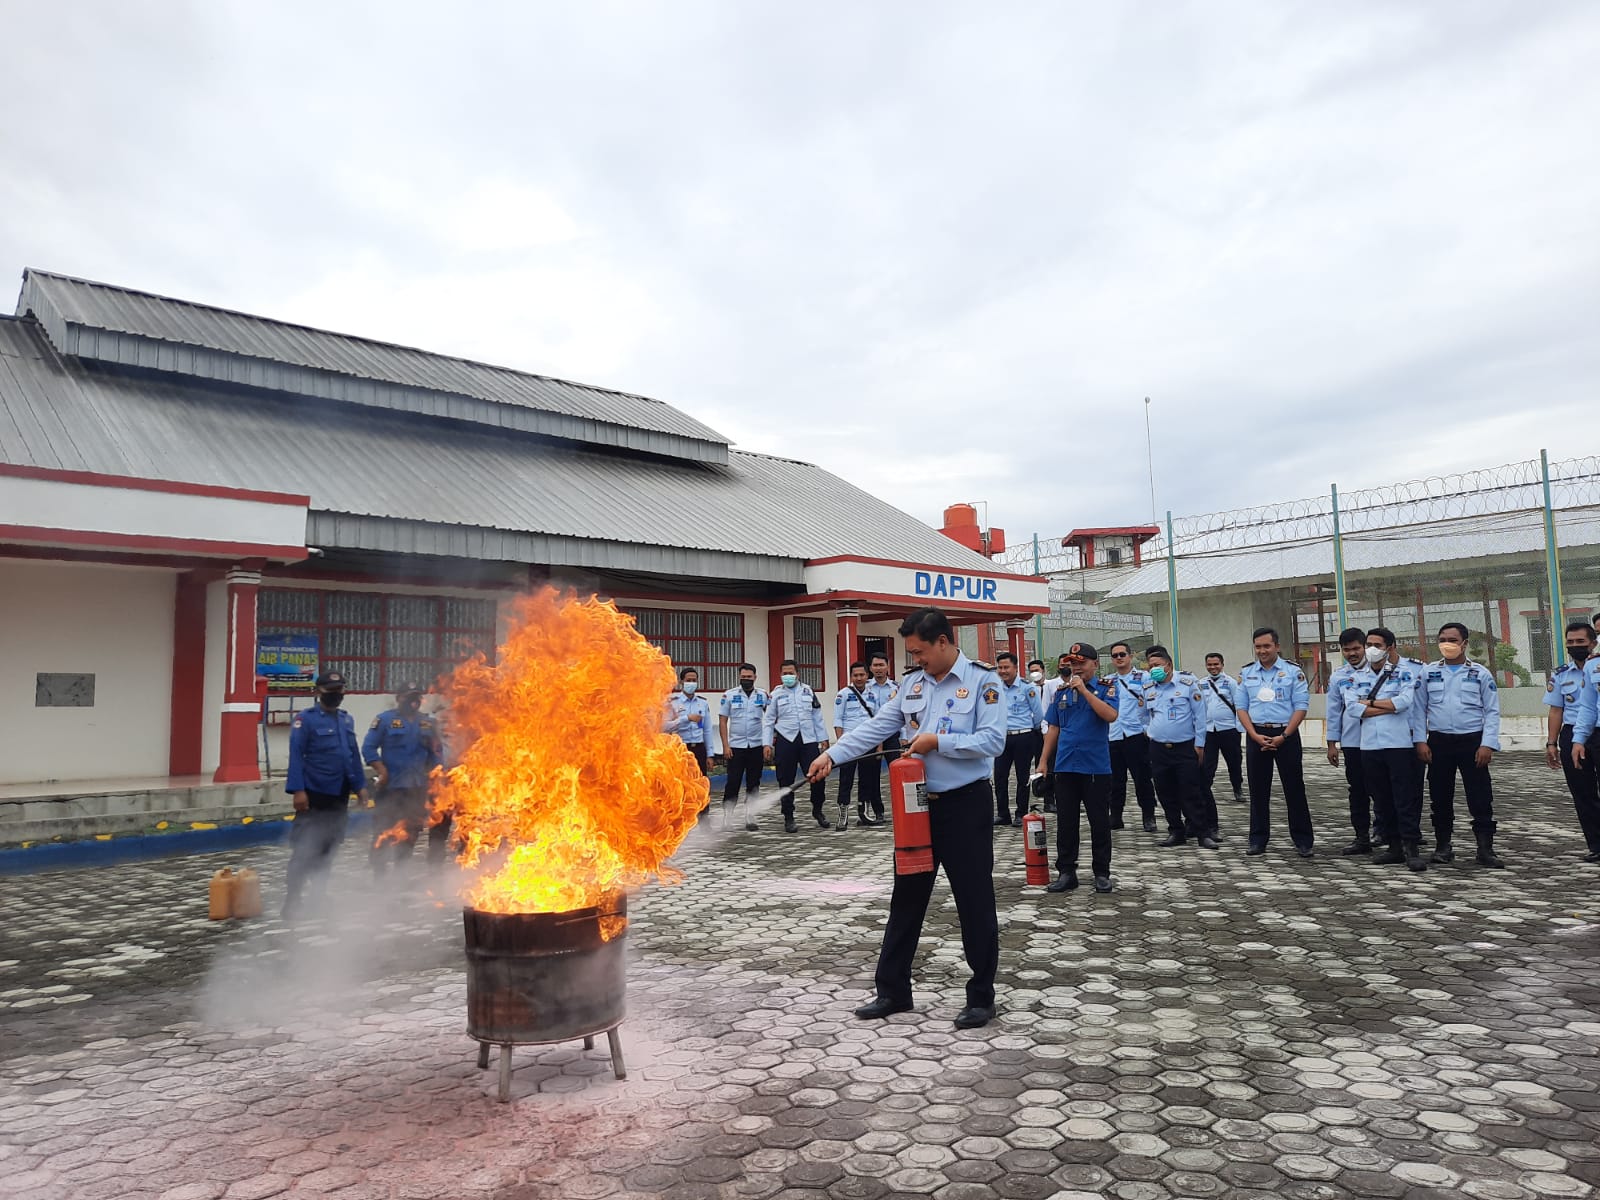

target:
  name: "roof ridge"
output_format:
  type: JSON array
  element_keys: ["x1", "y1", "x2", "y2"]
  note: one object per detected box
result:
[
  {"x1": 21, "y1": 267, "x2": 679, "y2": 411},
  {"x1": 729, "y1": 448, "x2": 819, "y2": 468}
]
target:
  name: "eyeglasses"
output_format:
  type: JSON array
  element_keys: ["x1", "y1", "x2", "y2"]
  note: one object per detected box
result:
[{"x1": 1110, "y1": 651, "x2": 1129, "y2": 659}]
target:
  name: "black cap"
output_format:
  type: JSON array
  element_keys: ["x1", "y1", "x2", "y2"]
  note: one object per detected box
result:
[
  {"x1": 394, "y1": 681, "x2": 425, "y2": 697},
  {"x1": 315, "y1": 670, "x2": 346, "y2": 689},
  {"x1": 1065, "y1": 642, "x2": 1100, "y2": 662}
]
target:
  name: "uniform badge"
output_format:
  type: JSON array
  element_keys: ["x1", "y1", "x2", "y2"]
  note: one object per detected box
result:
[
  {"x1": 912, "y1": 682, "x2": 923, "y2": 695},
  {"x1": 292, "y1": 718, "x2": 302, "y2": 730},
  {"x1": 390, "y1": 718, "x2": 405, "y2": 729},
  {"x1": 982, "y1": 686, "x2": 999, "y2": 704},
  {"x1": 1547, "y1": 680, "x2": 1556, "y2": 692},
  {"x1": 956, "y1": 688, "x2": 970, "y2": 699},
  {"x1": 369, "y1": 717, "x2": 380, "y2": 730}
]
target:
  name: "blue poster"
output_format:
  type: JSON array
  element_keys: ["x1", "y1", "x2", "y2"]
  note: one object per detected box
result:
[{"x1": 257, "y1": 633, "x2": 319, "y2": 692}]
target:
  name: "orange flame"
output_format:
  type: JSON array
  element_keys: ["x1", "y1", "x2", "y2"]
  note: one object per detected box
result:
[{"x1": 434, "y1": 588, "x2": 707, "y2": 913}]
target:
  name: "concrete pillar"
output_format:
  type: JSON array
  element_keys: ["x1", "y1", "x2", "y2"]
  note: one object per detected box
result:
[
  {"x1": 213, "y1": 563, "x2": 263, "y2": 783},
  {"x1": 835, "y1": 607, "x2": 859, "y2": 686},
  {"x1": 1006, "y1": 619, "x2": 1028, "y2": 665}
]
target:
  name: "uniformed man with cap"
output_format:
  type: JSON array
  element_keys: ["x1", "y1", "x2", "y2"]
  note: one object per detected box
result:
[
  {"x1": 1419, "y1": 622, "x2": 1504, "y2": 867},
  {"x1": 283, "y1": 670, "x2": 369, "y2": 918},
  {"x1": 1549, "y1": 620, "x2": 1600, "y2": 862},
  {"x1": 361, "y1": 679, "x2": 443, "y2": 873},
  {"x1": 1139, "y1": 646, "x2": 1216, "y2": 848},
  {"x1": 763, "y1": 658, "x2": 831, "y2": 832},
  {"x1": 1237, "y1": 627, "x2": 1315, "y2": 857},
  {"x1": 806, "y1": 606, "x2": 1005, "y2": 1029}
]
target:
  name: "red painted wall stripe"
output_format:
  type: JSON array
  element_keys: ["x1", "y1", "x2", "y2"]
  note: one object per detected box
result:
[{"x1": 0, "y1": 462, "x2": 309, "y2": 507}]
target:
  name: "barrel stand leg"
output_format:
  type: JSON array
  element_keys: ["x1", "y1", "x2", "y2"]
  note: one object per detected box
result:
[
  {"x1": 497, "y1": 1044, "x2": 513, "y2": 1102},
  {"x1": 583, "y1": 1035, "x2": 595, "y2": 1050},
  {"x1": 606, "y1": 1027, "x2": 626, "y2": 1080},
  {"x1": 476, "y1": 1042, "x2": 490, "y2": 1070}
]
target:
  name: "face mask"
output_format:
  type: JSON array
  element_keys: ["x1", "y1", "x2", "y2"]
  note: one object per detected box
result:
[
  {"x1": 1058, "y1": 666, "x2": 1071, "y2": 678},
  {"x1": 1029, "y1": 671, "x2": 1044, "y2": 683},
  {"x1": 781, "y1": 674, "x2": 798, "y2": 688},
  {"x1": 1568, "y1": 645, "x2": 1591, "y2": 663},
  {"x1": 682, "y1": 681, "x2": 698, "y2": 695},
  {"x1": 400, "y1": 697, "x2": 422, "y2": 712},
  {"x1": 1148, "y1": 666, "x2": 1167, "y2": 684},
  {"x1": 1364, "y1": 646, "x2": 1386, "y2": 665},
  {"x1": 741, "y1": 680, "x2": 755, "y2": 694},
  {"x1": 1439, "y1": 641, "x2": 1464, "y2": 659},
  {"x1": 319, "y1": 691, "x2": 344, "y2": 709}
]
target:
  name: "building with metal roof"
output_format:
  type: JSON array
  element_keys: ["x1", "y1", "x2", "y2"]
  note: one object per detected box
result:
[{"x1": 0, "y1": 269, "x2": 1047, "y2": 812}]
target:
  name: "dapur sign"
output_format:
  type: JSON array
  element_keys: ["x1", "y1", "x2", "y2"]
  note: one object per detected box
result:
[{"x1": 914, "y1": 571, "x2": 998, "y2": 601}]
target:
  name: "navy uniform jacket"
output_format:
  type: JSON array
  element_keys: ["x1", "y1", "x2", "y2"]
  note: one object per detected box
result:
[
  {"x1": 1046, "y1": 677, "x2": 1118, "y2": 774},
  {"x1": 362, "y1": 709, "x2": 442, "y2": 790},
  {"x1": 287, "y1": 705, "x2": 366, "y2": 798}
]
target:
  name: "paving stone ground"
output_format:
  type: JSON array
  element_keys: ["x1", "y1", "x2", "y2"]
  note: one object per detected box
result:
[{"x1": 3, "y1": 753, "x2": 1599, "y2": 1200}]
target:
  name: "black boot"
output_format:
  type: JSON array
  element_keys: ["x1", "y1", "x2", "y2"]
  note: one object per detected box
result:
[
  {"x1": 783, "y1": 814, "x2": 797, "y2": 834},
  {"x1": 1341, "y1": 836, "x2": 1373, "y2": 855},
  {"x1": 1430, "y1": 838, "x2": 1454, "y2": 864},
  {"x1": 814, "y1": 808, "x2": 832, "y2": 830},
  {"x1": 1403, "y1": 841, "x2": 1428, "y2": 872},
  {"x1": 1372, "y1": 841, "x2": 1405, "y2": 865},
  {"x1": 1474, "y1": 829, "x2": 1505, "y2": 869}
]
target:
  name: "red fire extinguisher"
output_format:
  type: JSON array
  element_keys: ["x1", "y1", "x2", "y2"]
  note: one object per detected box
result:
[
  {"x1": 888, "y1": 756, "x2": 934, "y2": 875},
  {"x1": 1023, "y1": 810, "x2": 1049, "y2": 885}
]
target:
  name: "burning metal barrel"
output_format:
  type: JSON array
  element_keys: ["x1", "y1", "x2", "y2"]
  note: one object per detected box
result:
[{"x1": 464, "y1": 895, "x2": 628, "y2": 1101}]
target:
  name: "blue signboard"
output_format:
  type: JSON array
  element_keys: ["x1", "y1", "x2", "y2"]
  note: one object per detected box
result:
[{"x1": 257, "y1": 633, "x2": 319, "y2": 692}]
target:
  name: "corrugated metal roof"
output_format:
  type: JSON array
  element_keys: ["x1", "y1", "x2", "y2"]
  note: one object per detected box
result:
[
  {"x1": 17, "y1": 269, "x2": 730, "y2": 464},
  {"x1": 1101, "y1": 510, "x2": 1600, "y2": 603},
  {"x1": 0, "y1": 315, "x2": 1021, "y2": 584}
]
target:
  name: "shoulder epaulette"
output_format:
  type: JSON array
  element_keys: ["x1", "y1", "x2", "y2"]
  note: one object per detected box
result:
[{"x1": 972, "y1": 659, "x2": 996, "y2": 672}]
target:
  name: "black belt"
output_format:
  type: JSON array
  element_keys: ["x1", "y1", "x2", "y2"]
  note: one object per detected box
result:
[
  {"x1": 925, "y1": 779, "x2": 988, "y2": 802},
  {"x1": 1006, "y1": 729, "x2": 1035, "y2": 736},
  {"x1": 1255, "y1": 723, "x2": 1288, "y2": 732},
  {"x1": 1153, "y1": 738, "x2": 1195, "y2": 749}
]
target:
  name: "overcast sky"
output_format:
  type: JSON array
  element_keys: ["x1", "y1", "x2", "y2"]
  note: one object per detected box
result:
[{"x1": 3, "y1": 1, "x2": 1596, "y2": 546}]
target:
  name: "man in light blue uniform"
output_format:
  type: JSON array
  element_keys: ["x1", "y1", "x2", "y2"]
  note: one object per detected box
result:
[
  {"x1": 1200, "y1": 653, "x2": 1245, "y2": 809},
  {"x1": 807, "y1": 607, "x2": 1005, "y2": 1030},
  {"x1": 1139, "y1": 647, "x2": 1216, "y2": 848},
  {"x1": 1573, "y1": 632, "x2": 1600, "y2": 860},
  {"x1": 1546, "y1": 620, "x2": 1600, "y2": 862},
  {"x1": 1358, "y1": 627, "x2": 1426, "y2": 871},
  {"x1": 1325, "y1": 628, "x2": 1378, "y2": 854},
  {"x1": 993, "y1": 652, "x2": 1044, "y2": 827},
  {"x1": 1420, "y1": 622, "x2": 1503, "y2": 867},
  {"x1": 1237, "y1": 627, "x2": 1315, "y2": 857},
  {"x1": 859, "y1": 654, "x2": 900, "y2": 825},
  {"x1": 764, "y1": 658, "x2": 831, "y2": 833},
  {"x1": 717, "y1": 662, "x2": 766, "y2": 831},
  {"x1": 1106, "y1": 643, "x2": 1157, "y2": 832},
  {"x1": 834, "y1": 661, "x2": 881, "y2": 829},
  {"x1": 668, "y1": 667, "x2": 721, "y2": 778}
]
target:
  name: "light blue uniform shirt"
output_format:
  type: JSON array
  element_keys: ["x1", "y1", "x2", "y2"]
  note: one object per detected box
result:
[
  {"x1": 1356, "y1": 663, "x2": 1418, "y2": 751},
  {"x1": 1106, "y1": 667, "x2": 1151, "y2": 741},
  {"x1": 1325, "y1": 662, "x2": 1370, "y2": 747},
  {"x1": 1199, "y1": 672, "x2": 1243, "y2": 733},
  {"x1": 669, "y1": 692, "x2": 720, "y2": 753},
  {"x1": 764, "y1": 682, "x2": 827, "y2": 745},
  {"x1": 1546, "y1": 661, "x2": 1587, "y2": 724},
  {"x1": 1001, "y1": 678, "x2": 1044, "y2": 732},
  {"x1": 1238, "y1": 658, "x2": 1310, "y2": 725},
  {"x1": 828, "y1": 653, "x2": 1006, "y2": 792},
  {"x1": 1565, "y1": 659, "x2": 1597, "y2": 746},
  {"x1": 834, "y1": 685, "x2": 876, "y2": 734},
  {"x1": 865, "y1": 679, "x2": 898, "y2": 714},
  {"x1": 1420, "y1": 660, "x2": 1501, "y2": 749},
  {"x1": 718, "y1": 686, "x2": 768, "y2": 749},
  {"x1": 1139, "y1": 673, "x2": 1207, "y2": 747}
]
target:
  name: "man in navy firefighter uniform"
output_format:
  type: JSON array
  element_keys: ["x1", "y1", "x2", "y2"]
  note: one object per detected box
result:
[
  {"x1": 807, "y1": 607, "x2": 1006, "y2": 1030},
  {"x1": 284, "y1": 670, "x2": 368, "y2": 918},
  {"x1": 361, "y1": 680, "x2": 443, "y2": 872}
]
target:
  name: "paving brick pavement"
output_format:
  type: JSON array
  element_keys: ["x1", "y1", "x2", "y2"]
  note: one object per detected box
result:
[{"x1": 2, "y1": 753, "x2": 1599, "y2": 1199}]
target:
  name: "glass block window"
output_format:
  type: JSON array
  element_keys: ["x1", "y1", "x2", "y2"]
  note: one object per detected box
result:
[
  {"x1": 794, "y1": 617, "x2": 824, "y2": 689},
  {"x1": 618, "y1": 607, "x2": 745, "y2": 690},
  {"x1": 258, "y1": 589, "x2": 499, "y2": 693}
]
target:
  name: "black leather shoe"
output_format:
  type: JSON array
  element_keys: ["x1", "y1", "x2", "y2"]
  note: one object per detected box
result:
[
  {"x1": 1157, "y1": 833, "x2": 1187, "y2": 847},
  {"x1": 954, "y1": 1005, "x2": 994, "y2": 1029},
  {"x1": 1110, "y1": 817, "x2": 1125, "y2": 830},
  {"x1": 1341, "y1": 838, "x2": 1372, "y2": 855},
  {"x1": 1296, "y1": 846, "x2": 1315, "y2": 859},
  {"x1": 993, "y1": 816, "x2": 1011, "y2": 827},
  {"x1": 1372, "y1": 842, "x2": 1405, "y2": 864},
  {"x1": 1092, "y1": 875, "x2": 1114, "y2": 893},
  {"x1": 1197, "y1": 836, "x2": 1219, "y2": 850},
  {"x1": 854, "y1": 996, "x2": 912, "y2": 1020},
  {"x1": 1043, "y1": 800, "x2": 1057, "y2": 814},
  {"x1": 1585, "y1": 850, "x2": 1600, "y2": 863},
  {"x1": 1245, "y1": 844, "x2": 1266, "y2": 856},
  {"x1": 1011, "y1": 815, "x2": 1024, "y2": 827},
  {"x1": 1231, "y1": 792, "x2": 1244, "y2": 804},
  {"x1": 1045, "y1": 871, "x2": 1079, "y2": 893},
  {"x1": 1404, "y1": 841, "x2": 1428, "y2": 872},
  {"x1": 784, "y1": 816, "x2": 797, "y2": 834},
  {"x1": 1142, "y1": 817, "x2": 1157, "y2": 832},
  {"x1": 815, "y1": 813, "x2": 832, "y2": 829},
  {"x1": 1431, "y1": 841, "x2": 1454, "y2": 864}
]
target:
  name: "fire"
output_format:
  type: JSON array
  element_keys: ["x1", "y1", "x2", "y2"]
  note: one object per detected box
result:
[{"x1": 434, "y1": 588, "x2": 707, "y2": 914}]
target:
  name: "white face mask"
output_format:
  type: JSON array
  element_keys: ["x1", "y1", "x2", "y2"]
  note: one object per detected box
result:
[
  {"x1": 1364, "y1": 646, "x2": 1386, "y2": 665},
  {"x1": 1028, "y1": 671, "x2": 1044, "y2": 683},
  {"x1": 682, "y1": 681, "x2": 698, "y2": 695}
]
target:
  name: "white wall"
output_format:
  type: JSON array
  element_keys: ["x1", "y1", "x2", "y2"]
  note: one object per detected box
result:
[{"x1": 0, "y1": 559, "x2": 175, "y2": 785}]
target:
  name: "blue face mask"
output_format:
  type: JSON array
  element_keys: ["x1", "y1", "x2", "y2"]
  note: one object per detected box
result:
[
  {"x1": 781, "y1": 674, "x2": 798, "y2": 688},
  {"x1": 1148, "y1": 666, "x2": 1168, "y2": 684},
  {"x1": 682, "y1": 681, "x2": 698, "y2": 695}
]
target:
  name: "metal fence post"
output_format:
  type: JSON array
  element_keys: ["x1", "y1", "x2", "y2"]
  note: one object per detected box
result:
[
  {"x1": 1033, "y1": 533, "x2": 1044, "y2": 657},
  {"x1": 1541, "y1": 449, "x2": 1564, "y2": 671},
  {"x1": 1165, "y1": 510, "x2": 1180, "y2": 668},
  {"x1": 1331, "y1": 483, "x2": 1348, "y2": 630}
]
